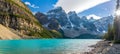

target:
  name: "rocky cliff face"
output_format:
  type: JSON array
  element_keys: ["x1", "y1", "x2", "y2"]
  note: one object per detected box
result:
[
  {"x1": 47, "y1": 7, "x2": 69, "y2": 26},
  {"x1": 0, "y1": 0, "x2": 55, "y2": 38},
  {"x1": 35, "y1": 12, "x2": 61, "y2": 30},
  {"x1": 35, "y1": 12, "x2": 49, "y2": 25},
  {"x1": 68, "y1": 11, "x2": 81, "y2": 27}
]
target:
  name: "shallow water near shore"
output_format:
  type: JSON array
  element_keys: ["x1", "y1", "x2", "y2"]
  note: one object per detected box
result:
[{"x1": 0, "y1": 39, "x2": 101, "y2": 54}]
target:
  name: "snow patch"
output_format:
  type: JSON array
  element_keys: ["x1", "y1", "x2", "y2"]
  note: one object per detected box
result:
[{"x1": 102, "y1": 30, "x2": 106, "y2": 33}]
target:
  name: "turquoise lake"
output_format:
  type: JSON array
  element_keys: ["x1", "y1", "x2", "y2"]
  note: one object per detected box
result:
[{"x1": 0, "y1": 39, "x2": 101, "y2": 54}]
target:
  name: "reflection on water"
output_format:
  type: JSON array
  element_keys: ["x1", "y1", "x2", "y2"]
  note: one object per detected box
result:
[{"x1": 0, "y1": 39, "x2": 101, "y2": 54}]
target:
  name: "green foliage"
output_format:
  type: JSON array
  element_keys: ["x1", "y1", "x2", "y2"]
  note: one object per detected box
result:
[
  {"x1": 103, "y1": 24, "x2": 115, "y2": 41},
  {"x1": 26, "y1": 28, "x2": 54, "y2": 38},
  {"x1": 0, "y1": 12, "x2": 28, "y2": 20},
  {"x1": 113, "y1": 40, "x2": 120, "y2": 44},
  {"x1": 0, "y1": 12, "x2": 9, "y2": 16},
  {"x1": 33, "y1": 20, "x2": 43, "y2": 27},
  {"x1": 75, "y1": 34, "x2": 101, "y2": 39},
  {"x1": 49, "y1": 30, "x2": 62, "y2": 38},
  {"x1": 9, "y1": 14, "x2": 25, "y2": 18},
  {"x1": 40, "y1": 30, "x2": 54, "y2": 38}
]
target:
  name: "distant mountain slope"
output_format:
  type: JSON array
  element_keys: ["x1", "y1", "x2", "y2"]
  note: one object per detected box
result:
[
  {"x1": 94, "y1": 15, "x2": 114, "y2": 34},
  {"x1": 0, "y1": 0, "x2": 58, "y2": 39}
]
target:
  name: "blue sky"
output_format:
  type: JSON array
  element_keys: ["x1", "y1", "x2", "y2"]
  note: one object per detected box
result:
[
  {"x1": 79, "y1": 0, "x2": 116, "y2": 17},
  {"x1": 22, "y1": 0, "x2": 116, "y2": 19},
  {"x1": 22, "y1": 0, "x2": 58, "y2": 13}
]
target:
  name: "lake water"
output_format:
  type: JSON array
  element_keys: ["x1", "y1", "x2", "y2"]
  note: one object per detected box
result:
[{"x1": 0, "y1": 39, "x2": 101, "y2": 54}]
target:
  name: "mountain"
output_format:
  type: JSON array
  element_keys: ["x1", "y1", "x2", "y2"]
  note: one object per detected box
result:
[
  {"x1": 47, "y1": 7, "x2": 69, "y2": 26},
  {"x1": 94, "y1": 15, "x2": 114, "y2": 34},
  {"x1": 35, "y1": 7, "x2": 113, "y2": 38},
  {"x1": 0, "y1": 0, "x2": 60, "y2": 39},
  {"x1": 35, "y1": 12, "x2": 49, "y2": 25},
  {"x1": 68, "y1": 11, "x2": 81, "y2": 27}
]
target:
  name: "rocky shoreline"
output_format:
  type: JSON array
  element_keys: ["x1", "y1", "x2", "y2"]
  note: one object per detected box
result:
[{"x1": 84, "y1": 40, "x2": 120, "y2": 54}]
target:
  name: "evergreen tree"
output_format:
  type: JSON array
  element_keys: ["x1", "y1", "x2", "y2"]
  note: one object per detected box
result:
[{"x1": 103, "y1": 24, "x2": 114, "y2": 41}]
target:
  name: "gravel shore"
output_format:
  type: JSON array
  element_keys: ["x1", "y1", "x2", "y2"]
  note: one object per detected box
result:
[{"x1": 84, "y1": 40, "x2": 120, "y2": 54}]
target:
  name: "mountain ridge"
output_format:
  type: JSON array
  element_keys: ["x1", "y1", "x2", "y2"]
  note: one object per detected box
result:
[
  {"x1": 0, "y1": 0, "x2": 61, "y2": 39},
  {"x1": 35, "y1": 7, "x2": 114, "y2": 38}
]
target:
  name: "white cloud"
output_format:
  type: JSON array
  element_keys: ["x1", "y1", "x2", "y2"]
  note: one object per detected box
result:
[
  {"x1": 32, "y1": 12, "x2": 37, "y2": 15},
  {"x1": 87, "y1": 14, "x2": 101, "y2": 20},
  {"x1": 54, "y1": 0, "x2": 110, "y2": 13},
  {"x1": 25, "y1": 2, "x2": 39, "y2": 8}
]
